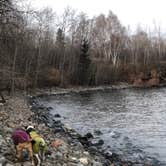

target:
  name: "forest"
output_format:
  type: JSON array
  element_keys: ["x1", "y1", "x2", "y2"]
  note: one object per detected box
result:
[{"x1": 1, "y1": 0, "x2": 166, "y2": 93}]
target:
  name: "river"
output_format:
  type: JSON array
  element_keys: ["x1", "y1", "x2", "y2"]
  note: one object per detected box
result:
[{"x1": 39, "y1": 87, "x2": 166, "y2": 165}]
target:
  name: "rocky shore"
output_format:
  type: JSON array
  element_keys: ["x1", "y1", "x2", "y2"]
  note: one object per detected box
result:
[
  {"x1": 0, "y1": 86, "x2": 163, "y2": 166},
  {"x1": 0, "y1": 94, "x2": 103, "y2": 166},
  {"x1": 0, "y1": 92, "x2": 121, "y2": 166}
]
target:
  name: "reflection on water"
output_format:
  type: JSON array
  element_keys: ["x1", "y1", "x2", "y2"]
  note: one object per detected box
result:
[{"x1": 39, "y1": 88, "x2": 166, "y2": 164}]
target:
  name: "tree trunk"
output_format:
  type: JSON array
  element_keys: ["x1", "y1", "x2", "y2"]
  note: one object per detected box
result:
[
  {"x1": 34, "y1": 44, "x2": 41, "y2": 88},
  {"x1": 11, "y1": 43, "x2": 17, "y2": 95}
]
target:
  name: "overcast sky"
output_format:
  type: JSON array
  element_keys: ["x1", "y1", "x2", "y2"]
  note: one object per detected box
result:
[{"x1": 28, "y1": 0, "x2": 166, "y2": 31}]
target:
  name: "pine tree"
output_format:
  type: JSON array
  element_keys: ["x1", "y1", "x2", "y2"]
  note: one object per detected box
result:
[
  {"x1": 54, "y1": 28, "x2": 65, "y2": 68},
  {"x1": 56, "y1": 28, "x2": 65, "y2": 48},
  {"x1": 55, "y1": 28, "x2": 66, "y2": 86},
  {"x1": 78, "y1": 38, "x2": 91, "y2": 85}
]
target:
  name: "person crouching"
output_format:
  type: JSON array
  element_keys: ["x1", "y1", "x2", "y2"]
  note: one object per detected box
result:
[{"x1": 26, "y1": 126, "x2": 47, "y2": 166}]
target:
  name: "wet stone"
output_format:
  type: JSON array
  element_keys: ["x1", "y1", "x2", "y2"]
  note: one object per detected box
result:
[
  {"x1": 54, "y1": 127, "x2": 64, "y2": 133},
  {"x1": 88, "y1": 146, "x2": 98, "y2": 154},
  {"x1": 92, "y1": 139, "x2": 104, "y2": 146},
  {"x1": 47, "y1": 107, "x2": 53, "y2": 110},
  {"x1": 84, "y1": 133, "x2": 93, "y2": 139},
  {"x1": 54, "y1": 114, "x2": 61, "y2": 118},
  {"x1": 94, "y1": 130, "x2": 103, "y2": 136}
]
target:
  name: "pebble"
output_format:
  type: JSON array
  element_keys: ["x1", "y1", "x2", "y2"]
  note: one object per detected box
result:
[{"x1": 79, "y1": 157, "x2": 89, "y2": 165}]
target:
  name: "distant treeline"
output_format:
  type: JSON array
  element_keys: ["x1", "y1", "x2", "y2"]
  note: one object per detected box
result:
[{"x1": 0, "y1": 0, "x2": 166, "y2": 93}]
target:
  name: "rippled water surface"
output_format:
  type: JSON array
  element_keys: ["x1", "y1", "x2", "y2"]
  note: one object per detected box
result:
[{"x1": 39, "y1": 88, "x2": 166, "y2": 164}]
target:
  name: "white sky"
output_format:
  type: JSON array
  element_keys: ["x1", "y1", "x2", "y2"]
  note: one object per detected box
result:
[{"x1": 28, "y1": 0, "x2": 166, "y2": 31}]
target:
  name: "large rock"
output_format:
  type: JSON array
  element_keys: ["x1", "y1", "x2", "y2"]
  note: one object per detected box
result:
[{"x1": 0, "y1": 156, "x2": 7, "y2": 165}]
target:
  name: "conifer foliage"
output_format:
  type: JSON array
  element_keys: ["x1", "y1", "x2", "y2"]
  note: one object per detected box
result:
[{"x1": 78, "y1": 38, "x2": 91, "y2": 85}]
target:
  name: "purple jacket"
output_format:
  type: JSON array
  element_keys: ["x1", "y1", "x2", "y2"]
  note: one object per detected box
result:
[{"x1": 12, "y1": 129, "x2": 30, "y2": 145}]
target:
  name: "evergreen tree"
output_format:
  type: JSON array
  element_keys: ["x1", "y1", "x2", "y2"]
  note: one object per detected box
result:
[
  {"x1": 78, "y1": 38, "x2": 91, "y2": 85},
  {"x1": 54, "y1": 28, "x2": 65, "y2": 68},
  {"x1": 56, "y1": 28, "x2": 65, "y2": 47},
  {"x1": 55, "y1": 28, "x2": 66, "y2": 86}
]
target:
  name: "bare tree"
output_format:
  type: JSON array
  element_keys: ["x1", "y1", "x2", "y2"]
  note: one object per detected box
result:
[{"x1": 90, "y1": 11, "x2": 125, "y2": 66}]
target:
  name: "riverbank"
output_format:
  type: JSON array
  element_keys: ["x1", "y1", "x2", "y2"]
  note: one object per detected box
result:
[
  {"x1": 0, "y1": 85, "x2": 164, "y2": 166},
  {"x1": 0, "y1": 93, "x2": 109, "y2": 166},
  {"x1": 29, "y1": 85, "x2": 164, "y2": 166},
  {"x1": 28, "y1": 83, "x2": 133, "y2": 97},
  {"x1": 27, "y1": 82, "x2": 166, "y2": 97}
]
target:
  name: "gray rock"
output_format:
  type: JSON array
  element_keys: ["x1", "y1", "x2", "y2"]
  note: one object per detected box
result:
[
  {"x1": 0, "y1": 156, "x2": 7, "y2": 165},
  {"x1": 92, "y1": 161, "x2": 103, "y2": 166},
  {"x1": 53, "y1": 151, "x2": 63, "y2": 160},
  {"x1": 62, "y1": 163, "x2": 67, "y2": 166},
  {"x1": 68, "y1": 156, "x2": 78, "y2": 163},
  {"x1": 4, "y1": 127, "x2": 13, "y2": 134},
  {"x1": 88, "y1": 146, "x2": 98, "y2": 154},
  {"x1": 83, "y1": 151, "x2": 89, "y2": 156},
  {"x1": 0, "y1": 135, "x2": 6, "y2": 146},
  {"x1": 94, "y1": 130, "x2": 103, "y2": 136},
  {"x1": 73, "y1": 150, "x2": 81, "y2": 156},
  {"x1": 6, "y1": 163, "x2": 13, "y2": 166},
  {"x1": 76, "y1": 164, "x2": 84, "y2": 166}
]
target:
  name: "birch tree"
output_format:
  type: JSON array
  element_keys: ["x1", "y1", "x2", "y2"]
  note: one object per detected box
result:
[{"x1": 91, "y1": 11, "x2": 125, "y2": 66}]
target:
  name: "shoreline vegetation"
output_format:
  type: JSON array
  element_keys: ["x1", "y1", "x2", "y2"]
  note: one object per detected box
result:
[
  {"x1": 0, "y1": 84, "x2": 165, "y2": 166},
  {"x1": 1, "y1": 1, "x2": 166, "y2": 95}
]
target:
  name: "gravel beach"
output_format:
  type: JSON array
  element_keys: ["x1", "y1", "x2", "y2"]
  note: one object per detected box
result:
[{"x1": 0, "y1": 93, "x2": 108, "y2": 166}]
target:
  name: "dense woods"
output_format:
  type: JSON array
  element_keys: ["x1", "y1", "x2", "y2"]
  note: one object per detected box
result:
[{"x1": 1, "y1": 0, "x2": 166, "y2": 92}]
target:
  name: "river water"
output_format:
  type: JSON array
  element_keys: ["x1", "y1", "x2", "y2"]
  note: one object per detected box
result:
[{"x1": 39, "y1": 87, "x2": 166, "y2": 165}]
